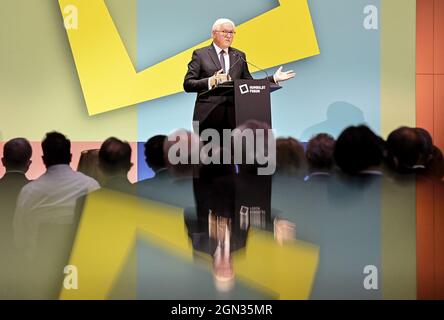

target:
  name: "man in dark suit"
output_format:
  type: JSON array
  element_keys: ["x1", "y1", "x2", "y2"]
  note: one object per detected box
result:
[{"x1": 183, "y1": 18, "x2": 295, "y2": 134}]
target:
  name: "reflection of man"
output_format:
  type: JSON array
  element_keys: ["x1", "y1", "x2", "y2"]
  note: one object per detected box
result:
[{"x1": 184, "y1": 18, "x2": 295, "y2": 134}]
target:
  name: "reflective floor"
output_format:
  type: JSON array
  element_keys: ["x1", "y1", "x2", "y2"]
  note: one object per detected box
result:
[{"x1": 1, "y1": 167, "x2": 443, "y2": 299}]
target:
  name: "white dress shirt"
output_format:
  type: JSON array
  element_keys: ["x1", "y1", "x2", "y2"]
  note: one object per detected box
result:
[
  {"x1": 14, "y1": 164, "x2": 100, "y2": 256},
  {"x1": 213, "y1": 43, "x2": 231, "y2": 73},
  {"x1": 208, "y1": 43, "x2": 231, "y2": 89}
]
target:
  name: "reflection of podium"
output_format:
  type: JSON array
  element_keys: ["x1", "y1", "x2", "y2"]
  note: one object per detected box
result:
[{"x1": 199, "y1": 79, "x2": 282, "y2": 128}]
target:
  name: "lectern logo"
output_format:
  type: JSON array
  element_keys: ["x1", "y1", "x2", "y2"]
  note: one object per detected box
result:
[{"x1": 239, "y1": 84, "x2": 250, "y2": 95}]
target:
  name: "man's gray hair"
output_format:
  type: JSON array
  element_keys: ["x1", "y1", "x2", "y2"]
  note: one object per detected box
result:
[{"x1": 212, "y1": 18, "x2": 236, "y2": 33}]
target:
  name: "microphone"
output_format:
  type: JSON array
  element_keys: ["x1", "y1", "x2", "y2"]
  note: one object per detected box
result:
[
  {"x1": 228, "y1": 52, "x2": 242, "y2": 73},
  {"x1": 231, "y1": 52, "x2": 270, "y2": 80}
]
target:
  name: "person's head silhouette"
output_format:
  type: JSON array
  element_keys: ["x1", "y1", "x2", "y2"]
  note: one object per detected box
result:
[
  {"x1": 41, "y1": 132, "x2": 72, "y2": 169},
  {"x1": 2, "y1": 138, "x2": 32, "y2": 173}
]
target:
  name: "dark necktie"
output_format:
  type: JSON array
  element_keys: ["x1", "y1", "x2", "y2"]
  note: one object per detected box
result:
[{"x1": 219, "y1": 50, "x2": 226, "y2": 74}]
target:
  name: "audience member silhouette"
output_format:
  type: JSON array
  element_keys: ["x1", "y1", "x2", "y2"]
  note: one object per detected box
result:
[
  {"x1": 98, "y1": 137, "x2": 133, "y2": 192},
  {"x1": 386, "y1": 126, "x2": 423, "y2": 174},
  {"x1": 415, "y1": 128, "x2": 434, "y2": 167},
  {"x1": 305, "y1": 133, "x2": 335, "y2": 181},
  {"x1": 5, "y1": 132, "x2": 100, "y2": 299},
  {"x1": 275, "y1": 137, "x2": 306, "y2": 176},
  {"x1": 0, "y1": 138, "x2": 32, "y2": 247},
  {"x1": 136, "y1": 130, "x2": 201, "y2": 208},
  {"x1": 413, "y1": 128, "x2": 444, "y2": 180},
  {"x1": 427, "y1": 145, "x2": 444, "y2": 180},
  {"x1": 14, "y1": 131, "x2": 100, "y2": 257},
  {"x1": 77, "y1": 149, "x2": 105, "y2": 186},
  {"x1": 334, "y1": 125, "x2": 384, "y2": 176},
  {"x1": 0, "y1": 138, "x2": 33, "y2": 298},
  {"x1": 144, "y1": 135, "x2": 167, "y2": 175}
]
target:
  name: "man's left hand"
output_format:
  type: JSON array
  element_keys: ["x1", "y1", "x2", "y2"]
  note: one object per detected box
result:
[{"x1": 273, "y1": 66, "x2": 296, "y2": 83}]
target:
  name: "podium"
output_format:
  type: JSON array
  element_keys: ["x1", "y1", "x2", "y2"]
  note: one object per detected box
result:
[{"x1": 199, "y1": 79, "x2": 281, "y2": 128}]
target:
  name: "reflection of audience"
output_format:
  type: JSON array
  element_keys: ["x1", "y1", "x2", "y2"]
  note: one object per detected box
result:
[
  {"x1": 0, "y1": 138, "x2": 32, "y2": 245},
  {"x1": 144, "y1": 135, "x2": 167, "y2": 175},
  {"x1": 98, "y1": 137, "x2": 133, "y2": 192},
  {"x1": 13, "y1": 132, "x2": 100, "y2": 256},
  {"x1": 334, "y1": 125, "x2": 383, "y2": 176},
  {"x1": 77, "y1": 149, "x2": 105, "y2": 185}
]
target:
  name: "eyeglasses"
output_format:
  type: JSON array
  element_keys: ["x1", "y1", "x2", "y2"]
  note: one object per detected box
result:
[{"x1": 215, "y1": 30, "x2": 236, "y2": 36}]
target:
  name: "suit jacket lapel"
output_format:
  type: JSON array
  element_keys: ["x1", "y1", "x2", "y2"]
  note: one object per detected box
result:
[{"x1": 208, "y1": 44, "x2": 222, "y2": 70}]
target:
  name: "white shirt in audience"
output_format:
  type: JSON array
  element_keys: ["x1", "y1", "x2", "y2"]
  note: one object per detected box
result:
[{"x1": 13, "y1": 164, "x2": 100, "y2": 256}]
